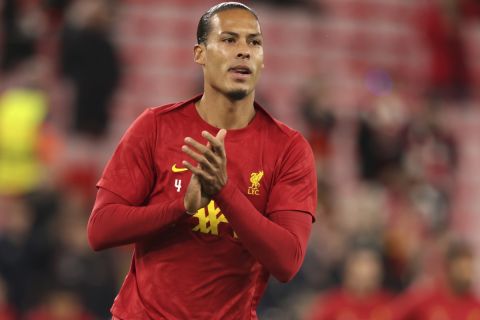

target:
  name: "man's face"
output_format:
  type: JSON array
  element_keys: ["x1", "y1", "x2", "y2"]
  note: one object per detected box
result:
[
  {"x1": 195, "y1": 9, "x2": 264, "y2": 100},
  {"x1": 344, "y1": 250, "x2": 383, "y2": 296},
  {"x1": 447, "y1": 255, "x2": 474, "y2": 294}
]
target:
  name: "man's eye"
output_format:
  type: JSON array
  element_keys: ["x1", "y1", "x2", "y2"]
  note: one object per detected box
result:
[
  {"x1": 252, "y1": 40, "x2": 262, "y2": 46},
  {"x1": 223, "y1": 38, "x2": 235, "y2": 43}
]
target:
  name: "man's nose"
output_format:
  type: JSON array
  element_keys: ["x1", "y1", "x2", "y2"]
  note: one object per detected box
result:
[
  {"x1": 237, "y1": 52, "x2": 250, "y2": 59},
  {"x1": 236, "y1": 42, "x2": 250, "y2": 59}
]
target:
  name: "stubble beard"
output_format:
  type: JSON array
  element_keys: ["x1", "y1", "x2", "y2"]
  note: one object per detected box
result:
[{"x1": 226, "y1": 89, "x2": 249, "y2": 101}]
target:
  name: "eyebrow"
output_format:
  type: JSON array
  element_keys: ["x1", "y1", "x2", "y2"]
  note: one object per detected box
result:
[{"x1": 220, "y1": 31, "x2": 263, "y2": 38}]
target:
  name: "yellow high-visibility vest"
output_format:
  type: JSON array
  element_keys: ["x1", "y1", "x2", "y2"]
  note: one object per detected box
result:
[{"x1": 0, "y1": 88, "x2": 48, "y2": 195}]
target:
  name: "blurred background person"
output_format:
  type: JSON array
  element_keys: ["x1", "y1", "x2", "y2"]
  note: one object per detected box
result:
[
  {"x1": 402, "y1": 103, "x2": 458, "y2": 233},
  {"x1": 50, "y1": 193, "x2": 117, "y2": 319},
  {"x1": 25, "y1": 288, "x2": 94, "y2": 320},
  {"x1": 417, "y1": 0, "x2": 471, "y2": 102},
  {"x1": 300, "y1": 76, "x2": 336, "y2": 215},
  {"x1": 1, "y1": 0, "x2": 480, "y2": 318},
  {"x1": 1, "y1": 0, "x2": 43, "y2": 72},
  {"x1": 306, "y1": 246, "x2": 394, "y2": 320},
  {"x1": 0, "y1": 275, "x2": 16, "y2": 320},
  {"x1": 356, "y1": 92, "x2": 407, "y2": 188},
  {"x1": 395, "y1": 240, "x2": 480, "y2": 320},
  {"x1": 0, "y1": 196, "x2": 48, "y2": 312},
  {"x1": 0, "y1": 58, "x2": 54, "y2": 197},
  {"x1": 59, "y1": 0, "x2": 120, "y2": 138}
]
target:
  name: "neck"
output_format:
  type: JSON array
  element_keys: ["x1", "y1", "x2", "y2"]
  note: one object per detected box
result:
[{"x1": 195, "y1": 85, "x2": 256, "y2": 130}]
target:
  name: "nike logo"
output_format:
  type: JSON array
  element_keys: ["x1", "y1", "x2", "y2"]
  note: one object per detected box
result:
[{"x1": 172, "y1": 164, "x2": 188, "y2": 173}]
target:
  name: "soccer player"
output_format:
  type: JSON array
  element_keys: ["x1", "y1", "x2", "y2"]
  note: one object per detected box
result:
[{"x1": 87, "y1": 2, "x2": 317, "y2": 319}]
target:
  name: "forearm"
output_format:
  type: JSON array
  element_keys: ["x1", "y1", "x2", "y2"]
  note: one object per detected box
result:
[
  {"x1": 213, "y1": 180, "x2": 312, "y2": 282},
  {"x1": 87, "y1": 188, "x2": 186, "y2": 251}
]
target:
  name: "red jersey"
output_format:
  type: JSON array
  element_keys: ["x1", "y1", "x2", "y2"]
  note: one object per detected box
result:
[
  {"x1": 399, "y1": 287, "x2": 480, "y2": 320},
  {"x1": 308, "y1": 288, "x2": 394, "y2": 320},
  {"x1": 96, "y1": 95, "x2": 317, "y2": 319},
  {"x1": 0, "y1": 305, "x2": 16, "y2": 320}
]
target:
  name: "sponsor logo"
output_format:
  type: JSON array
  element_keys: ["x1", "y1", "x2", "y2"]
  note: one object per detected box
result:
[
  {"x1": 192, "y1": 200, "x2": 237, "y2": 238},
  {"x1": 171, "y1": 164, "x2": 188, "y2": 173}
]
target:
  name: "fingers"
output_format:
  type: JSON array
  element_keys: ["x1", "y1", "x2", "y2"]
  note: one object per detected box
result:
[
  {"x1": 201, "y1": 130, "x2": 227, "y2": 157},
  {"x1": 216, "y1": 129, "x2": 227, "y2": 143},
  {"x1": 181, "y1": 130, "x2": 228, "y2": 196},
  {"x1": 184, "y1": 137, "x2": 210, "y2": 155},
  {"x1": 182, "y1": 160, "x2": 213, "y2": 181},
  {"x1": 184, "y1": 137, "x2": 218, "y2": 162},
  {"x1": 181, "y1": 145, "x2": 216, "y2": 173}
]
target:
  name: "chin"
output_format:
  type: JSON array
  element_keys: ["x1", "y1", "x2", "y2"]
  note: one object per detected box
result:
[{"x1": 226, "y1": 89, "x2": 249, "y2": 101}]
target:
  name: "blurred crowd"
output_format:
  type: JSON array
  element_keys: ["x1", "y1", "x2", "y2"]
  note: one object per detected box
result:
[
  {"x1": 0, "y1": 0, "x2": 122, "y2": 319},
  {"x1": 258, "y1": 0, "x2": 480, "y2": 318},
  {"x1": 0, "y1": 0, "x2": 479, "y2": 319}
]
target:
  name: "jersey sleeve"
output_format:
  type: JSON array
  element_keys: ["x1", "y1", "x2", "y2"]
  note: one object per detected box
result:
[
  {"x1": 266, "y1": 132, "x2": 317, "y2": 220},
  {"x1": 97, "y1": 109, "x2": 157, "y2": 205}
]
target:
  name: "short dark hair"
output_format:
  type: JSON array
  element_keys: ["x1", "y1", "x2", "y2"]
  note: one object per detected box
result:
[{"x1": 196, "y1": 2, "x2": 258, "y2": 45}]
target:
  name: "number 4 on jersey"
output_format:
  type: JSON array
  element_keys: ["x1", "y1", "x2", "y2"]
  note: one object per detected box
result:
[{"x1": 174, "y1": 179, "x2": 182, "y2": 192}]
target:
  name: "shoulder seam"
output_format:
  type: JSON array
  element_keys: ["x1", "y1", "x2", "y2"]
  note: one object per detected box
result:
[{"x1": 150, "y1": 94, "x2": 202, "y2": 115}]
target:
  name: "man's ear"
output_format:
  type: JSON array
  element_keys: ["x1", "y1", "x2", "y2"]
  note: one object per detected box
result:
[{"x1": 194, "y1": 44, "x2": 205, "y2": 65}]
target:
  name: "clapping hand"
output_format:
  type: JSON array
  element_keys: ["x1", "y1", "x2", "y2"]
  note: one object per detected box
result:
[{"x1": 182, "y1": 129, "x2": 227, "y2": 213}]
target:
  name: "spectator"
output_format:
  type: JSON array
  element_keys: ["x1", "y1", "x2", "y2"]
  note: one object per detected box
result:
[
  {"x1": 396, "y1": 240, "x2": 480, "y2": 320},
  {"x1": 300, "y1": 77, "x2": 336, "y2": 215},
  {"x1": 403, "y1": 103, "x2": 457, "y2": 233},
  {"x1": 417, "y1": 0, "x2": 471, "y2": 101},
  {"x1": 306, "y1": 246, "x2": 394, "y2": 320},
  {"x1": 59, "y1": 0, "x2": 120, "y2": 138},
  {"x1": 0, "y1": 196, "x2": 52, "y2": 311},
  {"x1": 0, "y1": 58, "x2": 52, "y2": 196},
  {"x1": 51, "y1": 194, "x2": 117, "y2": 318},
  {"x1": 25, "y1": 289, "x2": 94, "y2": 320},
  {"x1": 0, "y1": 276, "x2": 16, "y2": 320},
  {"x1": 356, "y1": 93, "x2": 407, "y2": 187},
  {"x1": 1, "y1": 0, "x2": 44, "y2": 72}
]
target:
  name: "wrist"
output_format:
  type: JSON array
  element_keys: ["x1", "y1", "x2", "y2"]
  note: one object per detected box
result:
[{"x1": 213, "y1": 179, "x2": 235, "y2": 202}]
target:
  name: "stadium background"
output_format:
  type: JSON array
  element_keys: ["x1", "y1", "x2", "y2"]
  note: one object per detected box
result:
[{"x1": 0, "y1": 0, "x2": 480, "y2": 319}]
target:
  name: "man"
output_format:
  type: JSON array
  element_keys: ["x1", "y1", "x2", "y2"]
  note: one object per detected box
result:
[
  {"x1": 396, "y1": 241, "x2": 480, "y2": 320},
  {"x1": 307, "y1": 247, "x2": 394, "y2": 320},
  {"x1": 87, "y1": 2, "x2": 317, "y2": 319}
]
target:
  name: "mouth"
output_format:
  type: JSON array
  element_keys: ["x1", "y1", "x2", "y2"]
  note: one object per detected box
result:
[{"x1": 228, "y1": 65, "x2": 252, "y2": 76}]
